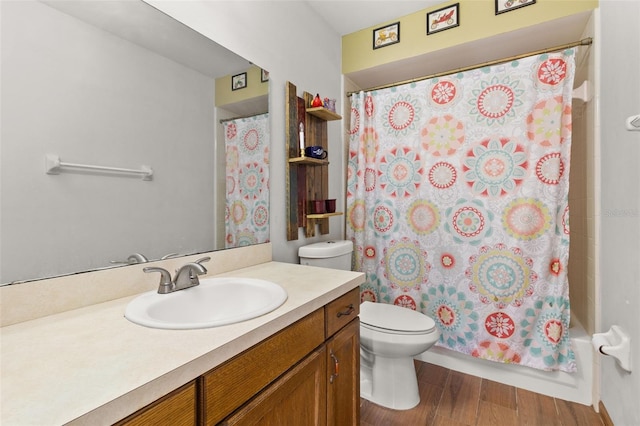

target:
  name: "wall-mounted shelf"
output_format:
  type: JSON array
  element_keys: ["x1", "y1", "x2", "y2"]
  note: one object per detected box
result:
[
  {"x1": 288, "y1": 157, "x2": 329, "y2": 166},
  {"x1": 306, "y1": 107, "x2": 341, "y2": 121},
  {"x1": 285, "y1": 82, "x2": 341, "y2": 240}
]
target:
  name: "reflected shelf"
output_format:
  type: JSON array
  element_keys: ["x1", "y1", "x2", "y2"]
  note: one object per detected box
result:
[
  {"x1": 288, "y1": 157, "x2": 329, "y2": 165},
  {"x1": 306, "y1": 212, "x2": 343, "y2": 219}
]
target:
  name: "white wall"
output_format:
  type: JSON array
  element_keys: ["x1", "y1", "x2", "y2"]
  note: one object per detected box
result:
[
  {"x1": 0, "y1": 1, "x2": 216, "y2": 283},
  {"x1": 146, "y1": 1, "x2": 346, "y2": 265},
  {"x1": 598, "y1": 1, "x2": 640, "y2": 424}
]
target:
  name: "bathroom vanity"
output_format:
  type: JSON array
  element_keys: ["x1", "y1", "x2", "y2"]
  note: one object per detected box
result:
[{"x1": 0, "y1": 245, "x2": 365, "y2": 425}]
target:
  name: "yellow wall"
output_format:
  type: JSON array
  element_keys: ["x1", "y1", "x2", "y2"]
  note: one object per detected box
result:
[
  {"x1": 342, "y1": 0, "x2": 597, "y2": 75},
  {"x1": 215, "y1": 65, "x2": 268, "y2": 107}
]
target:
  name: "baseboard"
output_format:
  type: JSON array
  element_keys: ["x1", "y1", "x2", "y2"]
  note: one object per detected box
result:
[{"x1": 599, "y1": 401, "x2": 614, "y2": 426}]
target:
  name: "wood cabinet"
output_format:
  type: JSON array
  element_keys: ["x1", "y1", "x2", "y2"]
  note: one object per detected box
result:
[
  {"x1": 114, "y1": 381, "x2": 197, "y2": 426},
  {"x1": 285, "y1": 81, "x2": 343, "y2": 240},
  {"x1": 116, "y1": 289, "x2": 360, "y2": 426}
]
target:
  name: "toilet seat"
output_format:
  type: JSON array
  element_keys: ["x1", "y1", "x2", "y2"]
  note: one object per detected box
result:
[{"x1": 360, "y1": 301, "x2": 436, "y2": 335}]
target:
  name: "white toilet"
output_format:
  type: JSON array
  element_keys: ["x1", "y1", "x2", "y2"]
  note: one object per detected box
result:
[{"x1": 298, "y1": 240, "x2": 441, "y2": 410}]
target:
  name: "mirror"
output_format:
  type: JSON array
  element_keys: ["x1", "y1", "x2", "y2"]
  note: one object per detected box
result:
[{"x1": 0, "y1": 0, "x2": 269, "y2": 285}]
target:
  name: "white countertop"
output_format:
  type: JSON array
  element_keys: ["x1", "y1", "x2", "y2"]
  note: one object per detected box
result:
[{"x1": 0, "y1": 261, "x2": 365, "y2": 425}]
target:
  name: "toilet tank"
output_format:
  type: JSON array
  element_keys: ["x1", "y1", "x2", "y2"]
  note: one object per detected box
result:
[{"x1": 298, "y1": 240, "x2": 353, "y2": 271}]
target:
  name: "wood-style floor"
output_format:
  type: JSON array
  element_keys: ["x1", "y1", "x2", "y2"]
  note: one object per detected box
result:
[{"x1": 360, "y1": 360, "x2": 604, "y2": 426}]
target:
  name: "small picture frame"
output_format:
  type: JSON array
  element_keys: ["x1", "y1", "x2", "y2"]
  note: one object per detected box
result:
[
  {"x1": 373, "y1": 22, "x2": 400, "y2": 50},
  {"x1": 427, "y1": 3, "x2": 459, "y2": 35},
  {"x1": 232, "y1": 72, "x2": 247, "y2": 91},
  {"x1": 261, "y1": 69, "x2": 269, "y2": 82},
  {"x1": 495, "y1": 0, "x2": 535, "y2": 15}
]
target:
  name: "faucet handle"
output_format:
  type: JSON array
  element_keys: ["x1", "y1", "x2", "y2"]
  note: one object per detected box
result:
[
  {"x1": 143, "y1": 267, "x2": 173, "y2": 294},
  {"x1": 194, "y1": 256, "x2": 211, "y2": 265}
]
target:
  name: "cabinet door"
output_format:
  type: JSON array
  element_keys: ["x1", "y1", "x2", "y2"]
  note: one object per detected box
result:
[
  {"x1": 221, "y1": 346, "x2": 327, "y2": 426},
  {"x1": 326, "y1": 319, "x2": 360, "y2": 426},
  {"x1": 114, "y1": 381, "x2": 197, "y2": 426}
]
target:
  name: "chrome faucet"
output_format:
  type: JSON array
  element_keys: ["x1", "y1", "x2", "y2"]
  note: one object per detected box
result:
[{"x1": 143, "y1": 256, "x2": 210, "y2": 294}]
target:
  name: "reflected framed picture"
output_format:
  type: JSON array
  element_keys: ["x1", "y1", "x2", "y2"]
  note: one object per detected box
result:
[
  {"x1": 261, "y1": 69, "x2": 269, "y2": 82},
  {"x1": 232, "y1": 72, "x2": 247, "y2": 90},
  {"x1": 495, "y1": 0, "x2": 535, "y2": 15},
  {"x1": 427, "y1": 3, "x2": 459, "y2": 35},
  {"x1": 373, "y1": 22, "x2": 400, "y2": 49}
]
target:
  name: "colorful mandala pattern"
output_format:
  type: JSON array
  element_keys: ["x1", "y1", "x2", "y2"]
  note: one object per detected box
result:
[
  {"x1": 242, "y1": 128, "x2": 260, "y2": 152},
  {"x1": 429, "y1": 79, "x2": 460, "y2": 108},
  {"x1": 236, "y1": 229, "x2": 258, "y2": 247},
  {"x1": 383, "y1": 94, "x2": 420, "y2": 136},
  {"x1": 463, "y1": 137, "x2": 528, "y2": 197},
  {"x1": 349, "y1": 107, "x2": 361, "y2": 135},
  {"x1": 239, "y1": 162, "x2": 264, "y2": 200},
  {"x1": 466, "y1": 244, "x2": 537, "y2": 309},
  {"x1": 347, "y1": 199, "x2": 366, "y2": 232},
  {"x1": 361, "y1": 127, "x2": 379, "y2": 163},
  {"x1": 502, "y1": 198, "x2": 551, "y2": 240},
  {"x1": 251, "y1": 201, "x2": 269, "y2": 231},
  {"x1": 520, "y1": 296, "x2": 575, "y2": 371},
  {"x1": 347, "y1": 151, "x2": 358, "y2": 198},
  {"x1": 444, "y1": 198, "x2": 494, "y2": 245},
  {"x1": 428, "y1": 161, "x2": 457, "y2": 189},
  {"x1": 382, "y1": 237, "x2": 430, "y2": 292},
  {"x1": 469, "y1": 76, "x2": 524, "y2": 125},
  {"x1": 536, "y1": 152, "x2": 564, "y2": 185},
  {"x1": 378, "y1": 147, "x2": 423, "y2": 197},
  {"x1": 394, "y1": 294, "x2": 418, "y2": 310},
  {"x1": 420, "y1": 115, "x2": 465, "y2": 156},
  {"x1": 472, "y1": 341, "x2": 522, "y2": 364},
  {"x1": 369, "y1": 200, "x2": 400, "y2": 238},
  {"x1": 225, "y1": 122, "x2": 237, "y2": 140},
  {"x1": 526, "y1": 96, "x2": 572, "y2": 147},
  {"x1": 485, "y1": 312, "x2": 516, "y2": 338},
  {"x1": 230, "y1": 201, "x2": 247, "y2": 225},
  {"x1": 421, "y1": 284, "x2": 479, "y2": 349},
  {"x1": 407, "y1": 199, "x2": 440, "y2": 235},
  {"x1": 537, "y1": 55, "x2": 568, "y2": 87},
  {"x1": 226, "y1": 146, "x2": 239, "y2": 171}
]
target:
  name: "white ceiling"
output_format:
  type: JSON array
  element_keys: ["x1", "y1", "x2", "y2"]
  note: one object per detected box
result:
[{"x1": 305, "y1": 0, "x2": 442, "y2": 36}]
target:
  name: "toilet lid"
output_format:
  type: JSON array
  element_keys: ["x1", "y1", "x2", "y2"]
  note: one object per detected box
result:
[{"x1": 360, "y1": 301, "x2": 436, "y2": 333}]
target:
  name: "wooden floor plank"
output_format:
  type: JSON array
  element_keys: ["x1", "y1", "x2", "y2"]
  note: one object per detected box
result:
[
  {"x1": 480, "y1": 379, "x2": 517, "y2": 410},
  {"x1": 516, "y1": 388, "x2": 562, "y2": 426},
  {"x1": 360, "y1": 361, "x2": 603, "y2": 426},
  {"x1": 437, "y1": 370, "x2": 482, "y2": 425},
  {"x1": 476, "y1": 400, "x2": 519, "y2": 426}
]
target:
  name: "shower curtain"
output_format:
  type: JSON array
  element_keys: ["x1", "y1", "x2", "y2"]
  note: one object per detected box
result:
[
  {"x1": 224, "y1": 113, "x2": 270, "y2": 248},
  {"x1": 347, "y1": 50, "x2": 576, "y2": 372}
]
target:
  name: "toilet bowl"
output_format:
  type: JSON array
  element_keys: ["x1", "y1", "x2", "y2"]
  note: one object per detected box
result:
[
  {"x1": 359, "y1": 301, "x2": 440, "y2": 410},
  {"x1": 297, "y1": 241, "x2": 440, "y2": 410}
]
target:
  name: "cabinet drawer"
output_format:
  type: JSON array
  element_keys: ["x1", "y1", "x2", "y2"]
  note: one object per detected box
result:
[
  {"x1": 325, "y1": 288, "x2": 360, "y2": 337},
  {"x1": 115, "y1": 381, "x2": 197, "y2": 426},
  {"x1": 202, "y1": 308, "x2": 325, "y2": 425}
]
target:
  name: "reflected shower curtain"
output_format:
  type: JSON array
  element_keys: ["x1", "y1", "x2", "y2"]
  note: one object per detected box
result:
[
  {"x1": 347, "y1": 51, "x2": 577, "y2": 372},
  {"x1": 224, "y1": 113, "x2": 270, "y2": 248}
]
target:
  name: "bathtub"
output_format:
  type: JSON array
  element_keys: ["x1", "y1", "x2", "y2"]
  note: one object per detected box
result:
[{"x1": 415, "y1": 318, "x2": 594, "y2": 406}]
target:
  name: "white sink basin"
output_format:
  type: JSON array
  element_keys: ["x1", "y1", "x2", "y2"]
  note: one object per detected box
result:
[{"x1": 125, "y1": 277, "x2": 288, "y2": 329}]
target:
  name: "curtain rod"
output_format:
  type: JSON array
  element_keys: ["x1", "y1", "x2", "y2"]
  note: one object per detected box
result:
[
  {"x1": 347, "y1": 37, "x2": 593, "y2": 97},
  {"x1": 219, "y1": 111, "x2": 268, "y2": 124}
]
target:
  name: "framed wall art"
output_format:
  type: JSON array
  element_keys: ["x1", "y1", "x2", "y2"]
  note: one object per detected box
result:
[
  {"x1": 232, "y1": 72, "x2": 247, "y2": 90},
  {"x1": 427, "y1": 3, "x2": 459, "y2": 35},
  {"x1": 261, "y1": 69, "x2": 269, "y2": 82},
  {"x1": 373, "y1": 22, "x2": 400, "y2": 49},
  {"x1": 495, "y1": 0, "x2": 536, "y2": 15}
]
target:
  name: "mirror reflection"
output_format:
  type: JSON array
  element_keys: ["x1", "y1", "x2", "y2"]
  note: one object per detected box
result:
[{"x1": 0, "y1": 0, "x2": 270, "y2": 285}]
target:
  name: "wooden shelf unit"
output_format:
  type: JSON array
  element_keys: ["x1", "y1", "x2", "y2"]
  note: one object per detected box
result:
[{"x1": 285, "y1": 81, "x2": 342, "y2": 240}]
